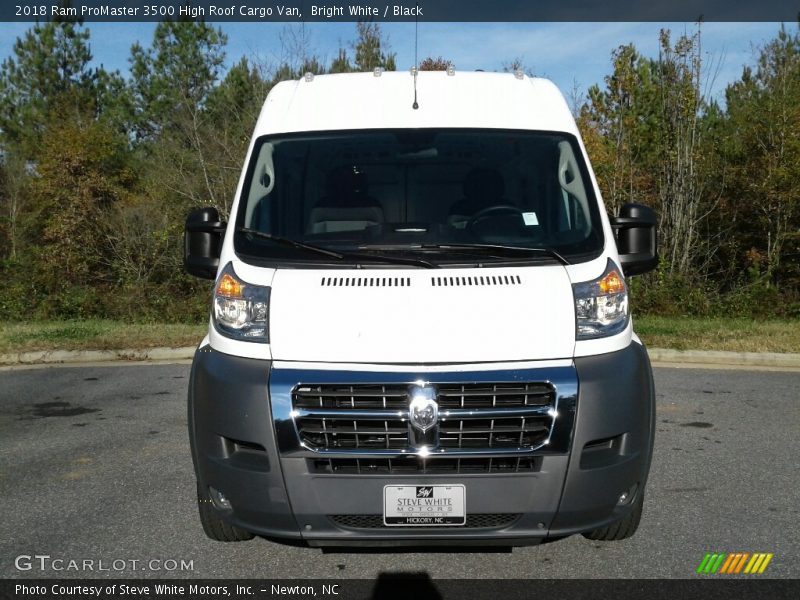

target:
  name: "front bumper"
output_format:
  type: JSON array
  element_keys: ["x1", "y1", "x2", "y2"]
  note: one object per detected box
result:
[{"x1": 188, "y1": 343, "x2": 655, "y2": 546}]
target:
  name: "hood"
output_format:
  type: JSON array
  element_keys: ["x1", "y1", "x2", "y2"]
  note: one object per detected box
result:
[{"x1": 268, "y1": 267, "x2": 576, "y2": 364}]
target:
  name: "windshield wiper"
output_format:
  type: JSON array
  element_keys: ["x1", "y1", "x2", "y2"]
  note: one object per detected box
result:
[
  {"x1": 351, "y1": 253, "x2": 439, "y2": 269},
  {"x1": 237, "y1": 228, "x2": 438, "y2": 268},
  {"x1": 421, "y1": 243, "x2": 571, "y2": 266},
  {"x1": 237, "y1": 228, "x2": 346, "y2": 259}
]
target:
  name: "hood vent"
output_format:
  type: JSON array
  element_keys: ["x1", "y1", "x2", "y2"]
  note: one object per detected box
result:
[
  {"x1": 431, "y1": 275, "x2": 522, "y2": 287},
  {"x1": 321, "y1": 276, "x2": 412, "y2": 287}
]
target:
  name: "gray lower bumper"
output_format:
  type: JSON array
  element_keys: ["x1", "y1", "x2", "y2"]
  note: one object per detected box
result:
[{"x1": 188, "y1": 343, "x2": 655, "y2": 545}]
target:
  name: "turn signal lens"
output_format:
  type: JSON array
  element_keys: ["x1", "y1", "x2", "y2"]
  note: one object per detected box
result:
[
  {"x1": 572, "y1": 259, "x2": 629, "y2": 340},
  {"x1": 598, "y1": 270, "x2": 625, "y2": 294},
  {"x1": 216, "y1": 273, "x2": 244, "y2": 298}
]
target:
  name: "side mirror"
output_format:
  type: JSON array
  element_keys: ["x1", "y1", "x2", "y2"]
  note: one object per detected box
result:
[
  {"x1": 184, "y1": 207, "x2": 226, "y2": 279},
  {"x1": 610, "y1": 203, "x2": 658, "y2": 276}
]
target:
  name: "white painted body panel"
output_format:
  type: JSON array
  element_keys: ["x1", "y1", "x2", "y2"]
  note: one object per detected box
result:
[
  {"x1": 254, "y1": 72, "x2": 582, "y2": 138},
  {"x1": 269, "y1": 266, "x2": 575, "y2": 363},
  {"x1": 206, "y1": 72, "x2": 635, "y2": 364}
]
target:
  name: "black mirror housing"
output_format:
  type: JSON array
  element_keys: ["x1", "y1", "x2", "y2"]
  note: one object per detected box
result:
[
  {"x1": 184, "y1": 207, "x2": 226, "y2": 279},
  {"x1": 611, "y1": 203, "x2": 658, "y2": 276}
]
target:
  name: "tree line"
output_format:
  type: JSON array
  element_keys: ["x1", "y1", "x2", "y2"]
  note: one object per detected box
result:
[
  {"x1": 0, "y1": 20, "x2": 397, "y2": 321},
  {"x1": 578, "y1": 25, "x2": 799, "y2": 317},
  {"x1": 0, "y1": 21, "x2": 798, "y2": 322}
]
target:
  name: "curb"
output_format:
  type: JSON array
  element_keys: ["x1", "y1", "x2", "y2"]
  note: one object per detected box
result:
[
  {"x1": 1, "y1": 346, "x2": 799, "y2": 369},
  {"x1": 646, "y1": 348, "x2": 800, "y2": 369},
  {"x1": 0, "y1": 346, "x2": 196, "y2": 366}
]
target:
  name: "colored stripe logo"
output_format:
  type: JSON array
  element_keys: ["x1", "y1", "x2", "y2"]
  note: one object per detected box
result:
[{"x1": 697, "y1": 552, "x2": 773, "y2": 574}]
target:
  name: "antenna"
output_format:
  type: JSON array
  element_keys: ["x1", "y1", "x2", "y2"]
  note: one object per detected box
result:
[{"x1": 412, "y1": 4, "x2": 419, "y2": 110}]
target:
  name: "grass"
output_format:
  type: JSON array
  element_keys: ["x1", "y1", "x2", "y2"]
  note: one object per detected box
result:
[
  {"x1": 634, "y1": 315, "x2": 800, "y2": 354},
  {"x1": 0, "y1": 320, "x2": 207, "y2": 354},
  {"x1": 0, "y1": 316, "x2": 798, "y2": 355}
]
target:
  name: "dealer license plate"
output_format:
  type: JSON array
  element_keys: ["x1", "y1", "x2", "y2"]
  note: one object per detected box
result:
[{"x1": 383, "y1": 484, "x2": 466, "y2": 526}]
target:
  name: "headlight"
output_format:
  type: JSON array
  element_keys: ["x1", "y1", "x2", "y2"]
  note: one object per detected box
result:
[
  {"x1": 212, "y1": 263, "x2": 270, "y2": 342},
  {"x1": 573, "y1": 259, "x2": 629, "y2": 340}
]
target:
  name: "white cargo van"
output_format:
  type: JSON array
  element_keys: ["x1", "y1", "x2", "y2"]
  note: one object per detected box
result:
[{"x1": 184, "y1": 70, "x2": 658, "y2": 546}]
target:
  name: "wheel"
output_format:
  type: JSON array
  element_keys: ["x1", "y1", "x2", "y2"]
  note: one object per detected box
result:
[
  {"x1": 196, "y1": 482, "x2": 254, "y2": 542},
  {"x1": 582, "y1": 493, "x2": 644, "y2": 541}
]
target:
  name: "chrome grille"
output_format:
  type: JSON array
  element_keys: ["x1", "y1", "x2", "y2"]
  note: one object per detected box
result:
[
  {"x1": 437, "y1": 382, "x2": 552, "y2": 409},
  {"x1": 292, "y1": 382, "x2": 556, "y2": 453},
  {"x1": 439, "y1": 418, "x2": 551, "y2": 448},
  {"x1": 295, "y1": 418, "x2": 408, "y2": 449},
  {"x1": 294, "y1": 384, "x2": 408, "y2": 410}
]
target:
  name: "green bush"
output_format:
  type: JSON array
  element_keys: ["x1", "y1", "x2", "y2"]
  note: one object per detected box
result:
[
  {"x1": 0, "y1": 258, "x2": 209, "y2": 324},
  {"x1": 628, "y1": 270, "x2": 717, "y2": 317},
  {"x1": 99, "y1": 282, "x2": 210, "y2": 323},
  {"x1": 629, "y1": 267, "x2": 800, "y2": 320}
]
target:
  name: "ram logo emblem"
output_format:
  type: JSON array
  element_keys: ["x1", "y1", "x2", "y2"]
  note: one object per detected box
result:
[{"x1": 408, "y1": 386, "x2": 438, "y2": 433}]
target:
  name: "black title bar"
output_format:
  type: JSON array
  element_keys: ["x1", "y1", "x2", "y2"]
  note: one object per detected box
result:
[
  {"x1": 2, "y1": 579, "x2": 800, "y2": 600},
  {"x1": 2, "y1": 0, "x2": 800, "y2": 22}
]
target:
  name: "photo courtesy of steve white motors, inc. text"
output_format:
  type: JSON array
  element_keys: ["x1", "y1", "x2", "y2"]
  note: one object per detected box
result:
[
  {"x1": 14, "y1": 3, "x2": 422, "y2": 19},
  {"x1": 15, "y1": 583, "x2": 340, "y2": 597}
]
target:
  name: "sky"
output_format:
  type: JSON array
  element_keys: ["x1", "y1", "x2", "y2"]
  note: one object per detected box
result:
[{"x1": 0, "y1": 21, "x2": 790, "y2": 102}]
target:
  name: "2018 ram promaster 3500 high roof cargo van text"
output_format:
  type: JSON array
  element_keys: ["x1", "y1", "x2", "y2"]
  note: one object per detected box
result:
[{"x1": 183, "y1": 70, "x2": 659, "y2": 546}]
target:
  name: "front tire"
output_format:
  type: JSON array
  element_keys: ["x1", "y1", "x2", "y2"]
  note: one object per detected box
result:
[
  {"x1": 582, "y1": 494, "x2": 644, "y2": 541},
  {"x1": 196, "y1": 483, "x2": 255, "y2": 542}
]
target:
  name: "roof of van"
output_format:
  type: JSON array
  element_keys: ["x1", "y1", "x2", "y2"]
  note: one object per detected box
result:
[{"x1": 253, "y1": 71, "x2": 579, "y2": 137}]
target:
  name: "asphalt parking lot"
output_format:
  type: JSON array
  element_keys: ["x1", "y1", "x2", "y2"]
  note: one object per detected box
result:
[{"x1": 1, "y1": 362, "x2": 797, "y2": 579}]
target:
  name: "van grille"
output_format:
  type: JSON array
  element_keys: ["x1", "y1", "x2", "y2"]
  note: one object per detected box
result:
[
  {"x1": 294, "y1": 384, "x2": 409, "y2": 410},
  {"x1": 292, "y1": 382, "x2": 556, "y2": 453},
  {"x1": 296, "y1": 418, "x2": 409, "y2": 449},
  {"x1": 436, "y1": 383, "x2": 551, "y2": 409},
  {"x1": 309, "y1": 456, "x2": 542, "y2": 475},
  {"x1": 294, "y1": 382, "x2": 552, "y2": 410}
]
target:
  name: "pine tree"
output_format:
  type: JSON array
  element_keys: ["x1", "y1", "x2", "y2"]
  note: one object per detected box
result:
[
  {"x1": 353, "y1": 23, "x2": 396, "y2": 72},
  {"x1": 0, "y1": 21, "x2": 95, "y2": 156}
]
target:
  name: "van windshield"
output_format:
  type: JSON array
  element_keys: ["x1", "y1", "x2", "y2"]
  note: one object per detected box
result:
[{"x1": 234, "y1": 129, "x2": 604, "y2": 266}]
